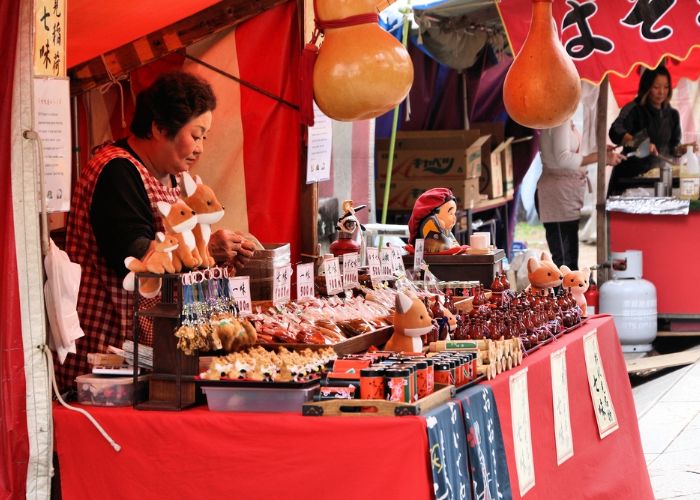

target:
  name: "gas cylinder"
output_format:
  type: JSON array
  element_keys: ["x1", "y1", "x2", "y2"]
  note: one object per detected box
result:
[{"x1": 599, "y1": 250, "x2": 657, "y2": 352}]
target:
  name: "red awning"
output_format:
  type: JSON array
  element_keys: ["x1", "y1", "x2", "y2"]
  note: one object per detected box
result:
[
  {"x1": 67, "y1": 0, "x2": 220, "y2": 67},
  {"x1": 497, "y1": 0, "x2": 700, "y2": 86}
]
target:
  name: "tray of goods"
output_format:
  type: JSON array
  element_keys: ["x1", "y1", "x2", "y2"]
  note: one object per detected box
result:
[{"x1": 197, "y1": 346, "x2": 337, "y2": 412}]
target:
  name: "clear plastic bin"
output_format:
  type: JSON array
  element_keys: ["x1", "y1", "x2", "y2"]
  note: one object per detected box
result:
[
  {"x1": 75, "y1": 374, "x2": 148, "y2": 407},
  {"x1": 202, "y1": 384, "x2": 318, "y2": 412}
]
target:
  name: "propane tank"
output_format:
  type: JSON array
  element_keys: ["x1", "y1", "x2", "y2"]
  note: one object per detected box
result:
[{"x1": 599, "y1": 250, "x2": 657, "y2": 352}]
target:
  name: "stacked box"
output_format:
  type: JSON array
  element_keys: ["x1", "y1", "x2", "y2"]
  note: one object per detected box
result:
[{"x1": 470, "y1": 122, "x2": 514, "y2": 197}]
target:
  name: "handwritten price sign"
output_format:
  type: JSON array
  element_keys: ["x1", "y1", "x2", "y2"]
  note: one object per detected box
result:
[
  {"x1": 342, "y1": 252, "x2": 359, "y2": 289},
  {"x1": 379, "y1": 248, "x2": 394, "y2": 279},
  {"x1": 414, "y1": 239, "x2": 425, "y2": 270},
  {"x1": 391, "y1": 246, "x2": 406, "y2": 275},
  {"x1": 583, "y1": 330, "x2": 619, "y2": 439},
  {"x1": 273, "y1": 264, "x2": 293, "y2": 305},
  {"x1": 296, "y1": 263, "x2": 315, "y2": 302},
  {"x1": 228, "y1": 276, "x2": 252, "y2": 315},
  {"x1": 324, "y1": 257, "x2": 343, "y2": 295},
  {"x1": 366, "y1": 247, "x2": 382, "y2": 286}
]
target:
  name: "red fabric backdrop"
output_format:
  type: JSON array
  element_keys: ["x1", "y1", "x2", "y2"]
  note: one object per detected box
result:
[
  {"x1": 486, "y1": 316, "x2": 653, "y2": 499},
  {"x1": 0, "y1": 1, "x2": 29, "y2": 499}
]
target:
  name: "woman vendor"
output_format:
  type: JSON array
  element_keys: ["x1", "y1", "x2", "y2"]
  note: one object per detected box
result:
[
  {"x1": 58, "y1": 72, "x2": 255, "y2": 392},
  {"x1": 607, "y1": 65, "x2": 682, "y2": 195}
]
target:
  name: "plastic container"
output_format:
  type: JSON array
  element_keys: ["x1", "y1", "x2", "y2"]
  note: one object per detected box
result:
[
  {"x1": 202, "y1": 384, "x2": 319, "y2": 412},
  {"x1": 75, "y1": 374, "x2": 148, "y2": 407},
  {"x1": 679, "y1": 146, "x2": 700, "y2": 200}
]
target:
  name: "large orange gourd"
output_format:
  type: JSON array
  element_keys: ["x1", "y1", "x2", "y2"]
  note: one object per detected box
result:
[
  {"x1": 503, "y1": 0, "x2": 580, "y2": 129},
  {"x1": 313, "y1": 0, "x2": 413, "y2": 121}
]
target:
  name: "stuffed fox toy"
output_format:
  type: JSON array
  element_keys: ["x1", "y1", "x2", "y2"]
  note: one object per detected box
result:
[
  {"x1": 384, "y1": 291, "x2": 434, "y2": 353},
  {"x1": 527, "y1": 252, "x2": 563, "y2": 292},
  {"x1": 157, "y1": 198, "x2": 201, "y2": 272},
  {"x1": 122, "y1": 232, "x2": 179, "y2": 298},
  {"x1": 181, "y1": 172, "x2": 224, "y2": 268},
  {"x1": 560, "y1": 266, "x2": 590, "y2": 317}
]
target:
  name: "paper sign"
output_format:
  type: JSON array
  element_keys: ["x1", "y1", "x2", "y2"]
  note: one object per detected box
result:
[
  {"x1": 34, "y1": 0, "x2": 66, "y2": 77},
  {"x1": 366, "y1": 247, "x2": 382, "y2": 285},
  {"x1": 228, "y1": 276, "x2": 252, "y2": 315},
  {"x1": 272, "y1": 264, "x2": 293, "y2": 305},
  {"x1": 391, "y1": 247, "x2": 406, "y2": 276},
  {"x1": 414, "y1": 239, "x2": 425, "y2": 270},
  {"x1": 342, "y1": 252, "x2": 360, "y2": 289},
  {"x1": 33, "y1": 78, "x2": 71, "y2": 212},
  {"x1": 550, "y1": 348, "x2": 574, "y2": 464},
  {"x1": 510, "y1": 369, "x2": 535, "y2": 496},
  {"x1": 296, "y1": 263, "x2": 315, "y2": 302},
  {"x1": 379, "y1": 248, "x2": 394, "y2": 279},
  {"x1": 583, "y1": 330, "x2": 619, "y2": 439},
  {"x1": 324, "y1": 257, "x2": 343, "y2": 296},
  {"x1": 306, "y1": 102, "x2": 332, "y2": 184}
]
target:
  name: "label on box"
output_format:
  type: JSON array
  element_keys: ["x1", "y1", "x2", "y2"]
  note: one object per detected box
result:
[
  {"x1": 324, "y1": 257, "x2": 343, "y2": 295},
  {"x1": 379, "y1": 248, "x2": 394, "y2": 279},
  {"x1": 414, "y1": 239, "x2": 425, "y2": 269},
  {"x1": 366, "y1": 247, "x2": 382, "y2": 285},
  {"x1": 342, "y1": 252, "x2": 360, "y2": 289},
  {"x1": 296, "y1": 263, "x2": 315, "y2": 302},
  {"x1": 272, "y1": 264, "x2": 292, "y2": 305},
  {"x1": 228, "y1": 276, "x2": 252, "y2": 315}
]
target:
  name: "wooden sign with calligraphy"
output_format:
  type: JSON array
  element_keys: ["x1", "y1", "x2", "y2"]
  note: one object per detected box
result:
[
  {"x1": 550, "y1": 347, "x2": 574, "y2": 465},
  {"x1": 510, "y1": 368, "x2": 535, "y2": 496},
  {"x1": 583, "y1": 330, "x2": 619, "y2": 439},
  {"x1": 34, "y1": 0, "x2": 66, "y2": 77}
]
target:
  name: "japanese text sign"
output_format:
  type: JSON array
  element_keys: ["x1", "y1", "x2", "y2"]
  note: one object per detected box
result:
[
  {"x1": 34, "y1": 0, "x2": 66, "y2": 77},
  {"x1": 228, "y1": 276, "x2": 252, "y2": 315},
  {"x1": 583, "y1": 330, "x2": 619, "y2": 438},
  {"x1": 296, "y1": 263, "x2": 315, "y2": 302}
]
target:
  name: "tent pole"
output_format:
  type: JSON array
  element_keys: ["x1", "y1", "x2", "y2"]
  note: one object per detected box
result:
[
  {"x1": 462, "y1": 72, "x2": 469, "y2": 130},
  {"x1": 596, "y1": 76, "x2": 609, "y2": 284}
]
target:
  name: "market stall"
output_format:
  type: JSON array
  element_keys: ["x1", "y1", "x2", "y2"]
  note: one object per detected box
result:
[{"x1": 52, "y1": 316, "x2": 652, "y2": 499}]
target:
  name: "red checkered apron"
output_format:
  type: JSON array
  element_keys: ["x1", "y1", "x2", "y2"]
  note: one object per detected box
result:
[{"x1": 57, "y1": 144, "x2": 180, "y2": 391}]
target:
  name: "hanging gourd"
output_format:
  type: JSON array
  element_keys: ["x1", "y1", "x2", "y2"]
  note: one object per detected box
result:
[
  {"x1": 503, "y1": 0, "x2": 580, "y2": 129},
  {"x1": 302, "y1": 0, "x2": 413, "y2": 124}
]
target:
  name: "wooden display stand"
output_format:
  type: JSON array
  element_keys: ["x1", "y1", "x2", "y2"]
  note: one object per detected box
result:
[
  {"x1": 133, "y1": 273, "x2": 199, "y2": 411},
  {"x1": 403, "y1": 250, "x2": 505, "y2": 285}
]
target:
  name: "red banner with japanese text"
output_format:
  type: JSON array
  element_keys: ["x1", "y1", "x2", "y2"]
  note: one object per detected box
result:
[{"x1": 497, "y1": 0, "x2": 700, "y2": 85}]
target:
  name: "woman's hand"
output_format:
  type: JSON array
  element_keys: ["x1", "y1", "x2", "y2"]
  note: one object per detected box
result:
[
  {"x1": 605, "y1": 145, "x2": 625, "y2": 166},
  {"x1": 649, "y1": 143, "x2": 659, "y2": 156},
  {"x1": 208, "y1": 229, "x2": 256, "y2": 270}
]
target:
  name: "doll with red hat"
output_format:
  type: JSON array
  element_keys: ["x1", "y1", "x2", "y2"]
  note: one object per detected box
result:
[{"x1": 407, "y1": 187, "x2": 467, "y2": 254}]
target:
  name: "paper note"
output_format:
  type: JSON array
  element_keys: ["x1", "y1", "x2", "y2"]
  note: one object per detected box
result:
[
  {"x1": 583, "y1": 330, "x2": 619, "y2": 439},
  {"x1": 366, "y1": 247, "x2": 382, "y2": 287},
  {"x1": 510, "y1": 368, "x2": 535, "y2": 496},
  {"x1": 228, "y1": 276, "x2": 252, "y2": 315},
  {"x1": 550, "y1": 348, "x2": 574, "y2": 464},
  {"x1": 379, "y1": 248, "x2": 394, "y2": 280},
  {"x1": 296, "y1": 263, "x2": 315, "y2": 302},
  {"x1": 391, "y1": 246, "x2": 406, "y2": 276},
  {"x1": 414, "y1": 239, "x2": 425, "y2": 270},
  {"x1": 342, "y1": 252, "x2": 359, "y2": 289},
  {"x1": 272, "y1": 264, "x2": 292, "y2": 305},
  {"x1": 324, "y1": 257, "x2": 342, "y2": 296},
  {"x1": 306, "y1": 103, "x2": 332, "y2": 183}
]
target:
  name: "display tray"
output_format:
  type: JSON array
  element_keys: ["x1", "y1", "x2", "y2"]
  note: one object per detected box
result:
[
  {"x1": 202, "y1": 382, "x2": 320, "y2": 412},
  {"x1": 256, "y1": 325, "x2": 394, "y2": 356},
  {"x1": 301, "y1": 383, "x2": 455, "y2": 417},
  {"x1": 196, "y1": 376, "x2": 321, "y2": 389}
]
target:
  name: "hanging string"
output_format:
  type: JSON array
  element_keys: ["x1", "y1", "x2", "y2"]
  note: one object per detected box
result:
[{"x1": 98, "y1": 54, "x2": 129, "y2": 129}]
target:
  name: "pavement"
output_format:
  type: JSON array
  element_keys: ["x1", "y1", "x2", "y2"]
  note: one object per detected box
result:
[{"x1": 632, "y1": 345, "x2": 700, "y2": 499}]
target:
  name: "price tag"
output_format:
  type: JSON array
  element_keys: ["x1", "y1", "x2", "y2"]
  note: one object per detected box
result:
[
  {"x1": 379, "y1": 248, "x2": 394, "y2": 279},
  {"x1": 391, "y1": 246, "x2": 406, "y2": 275},
  {"x1": 366, "y1": 247, "x2": 382, "y2": 283},
  {"x1": 342, "y1": 252, "x2": 360, "y2": 289},
  {"x1": 272, "y1": 264, "x2": 293, "y2": 305},
  {"x1": 324, "y1": 257, "x2": 343, "y2": 295},
  {"x1": 414, "y1": 238, "x2": 425, "y2": 270},
  {"x1": 228, "y1": 276, "x2": 252, "y2": 315},
  {"x1": 296, "y1": 263, "x2": 315, "y2": 302}
]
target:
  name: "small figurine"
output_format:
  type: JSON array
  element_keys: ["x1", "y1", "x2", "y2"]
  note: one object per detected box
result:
[
  {"x1": 407, "y1": 188, "x2": 465, "y2": 254},
  {"x1": 181, "y1": 172, "x2": 225, "y2": 268},
  {"x1": 560, "y1": 265, "x2": 590, "y2": 317},
  {"x1": 527, "y1": 252, "x2": 564, "y2": 294},
  {"x1": 122, "y1": 232, "x2": 179, "y2": 298},
  {"x1": 384, "y1": 291, "x2": 434, "y2": 353},
  {"x1": 330, "y1": 200, "x2": 366, "y2": 257}
]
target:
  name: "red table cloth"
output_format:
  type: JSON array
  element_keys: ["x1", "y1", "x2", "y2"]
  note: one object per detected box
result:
[{"x1": 53, "y1": 316, "x2": 652, "y2": 499}]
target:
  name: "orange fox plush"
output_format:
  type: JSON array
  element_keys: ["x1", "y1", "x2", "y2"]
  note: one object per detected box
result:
[
  {"x1": 122, "y1": 232, "x2": 179, "y2": 298},
  {"x1": 527, "y1": 252, "x2": 563, "y2": 292},
  {"x1": 157, "y1": 198, "x2": 201, "y2": 272},
  {"x1": 384, "y1": 291, "x2": 434, "y2": 353},
  {"x1": 560, "y1": 266, "x2": 590, "y2": 317},
  {"x1": 181, "y1": 172, "x2": 224, "y2": 268}
]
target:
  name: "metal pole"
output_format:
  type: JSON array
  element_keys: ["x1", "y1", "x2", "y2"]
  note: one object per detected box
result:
[{"x1": 596, "y1": 76, "x2": 609, "y2": 284}]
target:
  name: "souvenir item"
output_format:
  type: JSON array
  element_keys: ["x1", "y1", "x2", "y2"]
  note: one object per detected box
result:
[
  {"x1": 384, "y1": 291, "x2": 434, "y2": 352},
  {"x1": 407, "y1": 188, "x2": 463, "y2": 254},
  {"x1": 527, "y1": 252, "x2": 563, "y2": 293},
  {"x1": 560, "y1": 266, "x2": 590, "y2": 317},
  {"x1": 330, "y1": 200, "x2": 366, "y2": 257},
  {"x1": 122, "y1": 232, "x2": 178, "y2": 298},
  {"x1": 157, "y1": 198, "x2": 201, "y2": 272},
  {"x1": 181, "y1": 172, "x2": 224, "y2": 268}
]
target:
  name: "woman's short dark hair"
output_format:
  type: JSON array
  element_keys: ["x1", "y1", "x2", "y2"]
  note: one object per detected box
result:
[
  {"x1": 130, "y1": 72, "x2": 217, "y2": 139},
  {"x1": 637, "y1": 64, "x2": 673, "y2": 106}
]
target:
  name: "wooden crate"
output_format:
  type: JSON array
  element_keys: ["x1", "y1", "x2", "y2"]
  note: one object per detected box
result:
[{"x1": 302, "y1": 384, "x2": 455, "y2": 417}]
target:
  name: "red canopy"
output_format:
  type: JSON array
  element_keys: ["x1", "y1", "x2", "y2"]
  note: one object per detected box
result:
[{"x1": 497, "y1": 0, "x2": 700, "y2": 85}]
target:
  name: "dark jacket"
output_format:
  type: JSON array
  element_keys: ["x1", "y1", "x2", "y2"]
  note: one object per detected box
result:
[{"x1": 608, "y1": 100, "x2": 681, "y2": 157}]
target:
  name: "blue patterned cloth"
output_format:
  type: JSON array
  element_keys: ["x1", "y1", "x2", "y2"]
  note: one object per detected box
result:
[
  {"x1": 456, "y1": 385, "x2": 513, "y2": 500},
  {"x1": 424, "y1": 401, "x2": 472, "y2": 500}
]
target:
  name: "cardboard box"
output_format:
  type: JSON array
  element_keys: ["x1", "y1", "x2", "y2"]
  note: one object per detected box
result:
[
  {"x1": 470, "y1": 122, "x2": 514, "y2": 197},
  {"x1": 377, "y1": 130, "x2": 489, "y2": 181},
  {"x1": 376, "y1": 178, "x2": 481, "y2": 211}
]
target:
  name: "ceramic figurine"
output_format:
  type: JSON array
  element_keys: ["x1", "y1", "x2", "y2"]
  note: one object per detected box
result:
[
  {"x1": 560, "y1": 265, "x2": 590, "y2": 317},
  {"x1": 407, "y1": 187, "x2": 464, "y2": 254},
  {"x1": 330, "y1": 200, "x2": 366, "y2": 257},
  {"x1": 527, "y1": 252, "x2": 564, "y2": 295}
]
